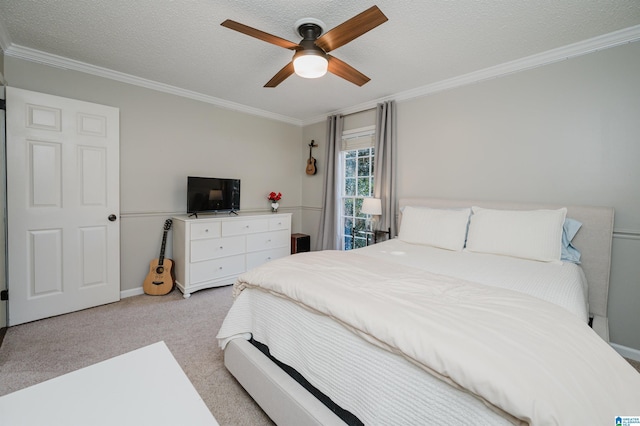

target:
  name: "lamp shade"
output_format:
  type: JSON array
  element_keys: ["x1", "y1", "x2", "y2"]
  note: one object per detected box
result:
[
  {"x1": 293, "y1": 50, "x2": 328, "y2": 79},
  {"x1": 361, "y1": 198, "x2": 382, "y2": 215}
]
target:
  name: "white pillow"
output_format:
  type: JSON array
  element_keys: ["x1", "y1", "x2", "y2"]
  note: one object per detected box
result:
[
  {"x1": 465, "y1": 206, "x2": 567, "y2": 262},
  {"x1": 398, "y1": 206, "x2": 471, "y2": 251}
]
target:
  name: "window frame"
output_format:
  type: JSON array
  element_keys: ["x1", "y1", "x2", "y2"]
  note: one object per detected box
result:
[{"x1": 339, "y1": 126, "x2": 376, "y2": 251}]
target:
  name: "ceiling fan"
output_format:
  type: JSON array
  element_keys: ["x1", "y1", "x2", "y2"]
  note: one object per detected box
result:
[{"x1": 221, "y1": 5, "x2": 388, "y2": 88}]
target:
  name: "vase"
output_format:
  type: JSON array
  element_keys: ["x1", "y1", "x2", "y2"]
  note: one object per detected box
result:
[{"x1": 271, "y1": 202, "x2": 279, "y2": 213}]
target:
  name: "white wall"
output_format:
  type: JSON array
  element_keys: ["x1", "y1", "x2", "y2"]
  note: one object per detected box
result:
[
  {"x1": 301, "y1": 41, "x2": 640, "y2": 352},
  {"x1": 4, "y1": 57, "x2": 303, "y2": 294},
  {"x1": 300, "y1": 120, "x2": 325, "y2": 246}
]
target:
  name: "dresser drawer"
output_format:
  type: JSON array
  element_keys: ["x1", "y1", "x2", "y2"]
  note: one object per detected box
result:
[
  {"x1": 190, "y1": 255, "x2": 245, "y2": 284},
  {"x1": 191, "y1": 236, "x2": 245, "y2": 262},
  {"x1": 190, "y1": 221, "x2": 221, "y2": 240},
  {"x1": 222, "y1": 219, "x2": 269, "y2": 236},
  {"x1": 269, "y1": 216, "x2": 290, "y2": 231},
  {"x1": 246, "y1": 230, "x2": 289, "y2": 252},
  {"x1": 246, "y1": 247, "x2": 290, "y2": 270}
]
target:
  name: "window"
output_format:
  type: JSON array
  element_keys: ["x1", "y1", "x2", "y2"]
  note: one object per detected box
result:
[{"x1": 340, "y1": 127, "x2": 375, "y2": 250}]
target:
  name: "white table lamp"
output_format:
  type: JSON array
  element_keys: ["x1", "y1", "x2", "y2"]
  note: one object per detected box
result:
[
  {"x1": 361, "y1": 198, "x2": 382, "y2": 231},
  {"x1": 361, "y1": 198, "x2": 382, "y2": 216}
]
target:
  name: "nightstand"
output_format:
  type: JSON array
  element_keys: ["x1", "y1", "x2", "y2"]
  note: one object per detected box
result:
[
  {"x1": 291, "y1": 233, "x2": 310, "y2": 254},
  {"x1": 353, "y1": 228, "x2": 391, "y2": 246},
  {"x1": 372, "y1": 228, "x2": 391, "y2": 244}
]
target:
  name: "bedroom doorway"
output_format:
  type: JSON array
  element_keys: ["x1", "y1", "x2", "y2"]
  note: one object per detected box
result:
[{"x1": 5, "y1": 87, "x2": 120, "y2": 326}]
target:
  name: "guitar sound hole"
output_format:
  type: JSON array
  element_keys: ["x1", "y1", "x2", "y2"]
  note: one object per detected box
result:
[{"x1": 156, "y1": 266, "x2": 164, "y2": 274}]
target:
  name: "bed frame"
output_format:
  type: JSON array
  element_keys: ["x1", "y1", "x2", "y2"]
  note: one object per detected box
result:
[{"x1": 224, "y1": 198, "x2": 615, "y2": 426}]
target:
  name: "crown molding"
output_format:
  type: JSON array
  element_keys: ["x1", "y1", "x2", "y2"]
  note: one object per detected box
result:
[
  {"x1": 3, "y1": 23, "x2": 639, "y2": 128},
  {"x1": 3, "y1": 44, "x2": 303, "y2": 126},
  {"x1": 301, "y1": 24, "x2": 640, "y2": 126}
]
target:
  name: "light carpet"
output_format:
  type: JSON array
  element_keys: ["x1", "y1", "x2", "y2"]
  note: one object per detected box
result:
[{"x1": 0, "y1": 285, "x2": 273, "y2": 426}]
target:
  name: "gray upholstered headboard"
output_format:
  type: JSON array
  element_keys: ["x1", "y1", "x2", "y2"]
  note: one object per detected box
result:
[{"x1": 398, "y1": 198, "x2": 615, "y2": 340}]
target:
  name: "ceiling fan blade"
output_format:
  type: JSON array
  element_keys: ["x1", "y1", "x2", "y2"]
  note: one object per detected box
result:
[
  {"x1": 264, "y1": 62, "x2": 295, "y2": 88},
  {"x1": 327, "y1": 55, "x2": 370, "y2": 86},
  {"x1": 221, "y1": 19, "x2": 300, "y2": 50},
  {"x1": 315, "y1": 6, "x2": 388, "y2": 53}
]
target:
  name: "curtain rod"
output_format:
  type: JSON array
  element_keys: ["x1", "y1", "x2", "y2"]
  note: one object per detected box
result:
[{"x1": 342, "y1": 107, "x2": 376, "y2": 118}]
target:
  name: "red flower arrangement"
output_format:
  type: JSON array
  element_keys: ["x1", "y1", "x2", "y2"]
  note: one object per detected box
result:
[{"x1": 268, "y1": 192, "x2": 282, "y2": 202}]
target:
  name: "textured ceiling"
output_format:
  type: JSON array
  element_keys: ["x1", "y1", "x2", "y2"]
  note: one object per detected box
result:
[{"x1": 1, "y1": 1, "x2": 640, "y2": 124}]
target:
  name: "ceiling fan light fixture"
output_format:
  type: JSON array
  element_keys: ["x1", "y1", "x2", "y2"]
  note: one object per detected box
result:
[
  {"x1": 293, "y1": 50, "x2": 328, "y2": 79},
  {"x1": 221, "y1": 6, "x2": 387, "y2": 87}
]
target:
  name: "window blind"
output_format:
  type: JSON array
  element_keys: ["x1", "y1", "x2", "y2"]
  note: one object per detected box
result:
[{"x1": 341, "y1": 126, "x2": 375, "y2": 151}]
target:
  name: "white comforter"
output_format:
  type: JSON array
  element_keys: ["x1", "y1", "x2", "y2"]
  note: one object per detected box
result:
[
  {"x1": 357, "y1": 239, "x2": 589, "y2": 321},
  {"x1": 229, "y1": 250, "x2": 640, "y2": 425}
]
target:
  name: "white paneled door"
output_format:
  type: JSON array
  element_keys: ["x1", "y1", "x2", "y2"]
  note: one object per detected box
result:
[{"x1": 6, "y1": 87, "x2": 120, "y2": 326}]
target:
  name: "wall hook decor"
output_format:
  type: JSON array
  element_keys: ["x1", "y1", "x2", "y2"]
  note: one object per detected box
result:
[{"x1": 306, "y1": 140, "x2": 318, "y2": 175}]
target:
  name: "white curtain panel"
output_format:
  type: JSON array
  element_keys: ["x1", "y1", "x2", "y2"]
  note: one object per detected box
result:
[
  {"x1": 374, "y1": 100, "x2": 398, "y2": 237},
  {"x1": 315, "y1": 114, "x2": 343, "y2": 250}
]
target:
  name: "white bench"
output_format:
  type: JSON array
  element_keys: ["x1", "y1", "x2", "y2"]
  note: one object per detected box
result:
[{"x1": 0, "y1": 341, "x2": 219, "y2": 426}]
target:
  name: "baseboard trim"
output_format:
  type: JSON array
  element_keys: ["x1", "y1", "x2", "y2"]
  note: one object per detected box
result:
[
  {"x1": 121, "y1": 287, "x2": 144, "y2": 299},
  {"x1": 611, "y1": 343, "x2": 640, "y2": 362}
]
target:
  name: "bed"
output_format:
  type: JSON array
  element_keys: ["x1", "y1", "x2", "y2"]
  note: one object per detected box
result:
[{"x1": 216, "y1": 198, "x2": 640, "y2": 425}]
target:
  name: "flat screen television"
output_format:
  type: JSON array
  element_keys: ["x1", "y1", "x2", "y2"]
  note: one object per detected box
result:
[{"x1": 187, "y1": 176, "x2": 240, "y2": 215}]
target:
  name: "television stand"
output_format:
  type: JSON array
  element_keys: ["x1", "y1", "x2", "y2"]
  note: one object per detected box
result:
[{"x1": 172, "y1": 213, "x2": 292, "y2": 298}]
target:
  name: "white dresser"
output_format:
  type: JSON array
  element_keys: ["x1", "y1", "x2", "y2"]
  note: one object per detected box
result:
[{"x1": 172, "y1": 213, "x2": 292, "y2": 298}]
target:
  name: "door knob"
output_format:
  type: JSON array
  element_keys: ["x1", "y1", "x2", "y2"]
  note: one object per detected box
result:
[{"x1": 108, "y1": 214, "x2": 117, "y2": 222}]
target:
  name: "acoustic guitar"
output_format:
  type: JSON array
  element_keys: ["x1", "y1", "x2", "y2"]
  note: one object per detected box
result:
[
  {"x1": 143, "y1": 219, "x2": 175, "y2": 296},
  {"x1": 306, "y1": 140, "x2": 317, "y2": 175}
]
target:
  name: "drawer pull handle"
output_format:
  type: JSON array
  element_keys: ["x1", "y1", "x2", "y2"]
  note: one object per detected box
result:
[
  {"x1": 267, "y1": 257, "x2": 272, "y2": 260},
  {"x1": 205, "y1": 229, "x2": 209, "y2": 232},
  {"x1": 219, "y1": 266, "x2": 223, "y2": 270},
  {"x1": 267, "y1": 239, "x2": 272, "y2": 243},
  {"x1": 219, "y1": 246, "x2": 224, "y2": 250}
]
